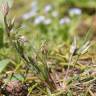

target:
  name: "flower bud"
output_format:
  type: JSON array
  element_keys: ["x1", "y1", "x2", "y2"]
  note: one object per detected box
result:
[{"x1": 1, "y1": 2, "x2": 9, "y2": 17}]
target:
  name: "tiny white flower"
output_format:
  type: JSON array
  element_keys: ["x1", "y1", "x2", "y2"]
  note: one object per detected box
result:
[
  {"x1": 44, "y1": 4, "x2": 52, "y2": 13},
  {"x1": 20, "y1": 24, "x2": 27, "y2": 29},
  {"x1": 52, "y1": 11, "x2": 59, "y2": 17},
  {"x1": 34, "y1": 16, "x2": 45, "y2": 25},
  {"x1": 59, "y1": 17, "x2": 70, "y2": 25},
  {"x1": 19, "y1": 36, "x2": 28, "y2": 43},
  {"x1": 44, "y1": 18, "x2": 52, "y2": 25},
  {"x1": 69, "y1": 8, "x2": 82, "y2": 16}
]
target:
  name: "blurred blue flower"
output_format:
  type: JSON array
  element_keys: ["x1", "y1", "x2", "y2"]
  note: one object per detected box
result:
[
  {"x1": 34, "y1": 16, "x2": 45, "y2": 25},
  {"x1": 31, "y1": 1, "x2": 38, "y2": 13},
  {"x1": 44, "y1": 4, "x2": 53, "y2": 13},
  {"x1": 69, "y1": 8, "x2": 82, "y2": 16},
  {"x1": 22, "y1": 11, "x2": 37, "y2": 20},
  {"x1": 22, "y1": 1, "x2": 38, "y2": 20},
  {"x1": 59, "y1": 17, "x2": 70, "y2": 25}
]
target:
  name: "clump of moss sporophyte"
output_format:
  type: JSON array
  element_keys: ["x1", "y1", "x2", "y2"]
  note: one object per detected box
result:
[{"x1": 0, "y1": 80, "x2": 28, "y2": 96}]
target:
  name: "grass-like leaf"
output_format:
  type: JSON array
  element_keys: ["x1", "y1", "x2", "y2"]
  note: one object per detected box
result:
[{"x1": 0, "y1": 59, "x2": 10, "y2": 73}]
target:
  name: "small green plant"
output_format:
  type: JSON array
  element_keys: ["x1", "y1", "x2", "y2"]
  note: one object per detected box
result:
[
  {"x1": 0, "y1": 2, "x2": 57, "y2": 95},
  {"x1": 0, "y1": 1, "x2": 96, "y2": 96}
]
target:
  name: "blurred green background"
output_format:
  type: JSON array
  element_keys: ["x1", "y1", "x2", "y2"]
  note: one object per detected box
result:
[{"x1": 10, "y1": 0, "x2": 96, "y2": 45}]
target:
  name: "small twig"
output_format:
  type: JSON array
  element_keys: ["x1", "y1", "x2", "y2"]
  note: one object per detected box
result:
[
  {"x1": 64, "y1": 53, "x2": 73, "y2": 80},
  {"x1": 88, "y1": 89, "x2": 95, "y2": 96}
]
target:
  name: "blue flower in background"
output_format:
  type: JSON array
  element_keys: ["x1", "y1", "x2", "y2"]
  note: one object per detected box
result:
[
  {"x1": 22, "y1": 11, "x2": 37, "y2": 20},
  {"x1": 59, "y1": 17, "x2": 70, "y2": 25},
  {"x1": 34, "y1": 16, "x2": 45, "y2": 25},
  {"x1": 22, "y1": 1, "x2": 38, "y2": 20},
  {"x1": 31, "y1": 1, "x2": 38, "y2": 13},
  {"x1": 69, "y1": 8, "x2": 82, "y2": 16},
  {"x1": 44, "y1": 4, "x2": 53, "y2": 13}
]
